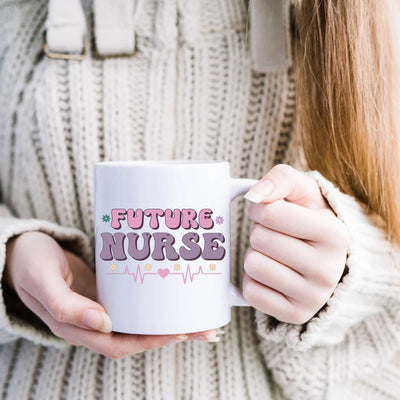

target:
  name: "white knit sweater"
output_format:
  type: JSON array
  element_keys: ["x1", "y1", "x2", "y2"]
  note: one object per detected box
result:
[{"x1": 1, "y1": 1, "x2": 400, "y2": 399}]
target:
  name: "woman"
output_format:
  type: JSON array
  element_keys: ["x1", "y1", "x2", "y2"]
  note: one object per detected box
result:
[{"x1": 0, "y1": 0, "x2": 399, "y2": 399}]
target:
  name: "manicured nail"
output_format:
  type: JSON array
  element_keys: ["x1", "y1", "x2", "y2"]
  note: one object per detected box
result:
[
  {"x1": 244, "y1": 180, "x2": 274, "y2": 203},
  {"x1": 192, "y1": 332, "x2": 221, "y2": 343},
  {"x1": 166, "y1": 335, "x2": 188, "y2": 344},
  {"x1": 215, "y1": 328, "x2": 225, "y2": 335},
  {"x1": 83, "y1": 308, "x2": 113, "y2": 333},
  {"x1": 204, "y1": 334, "x2": 220, "y2": 342}
]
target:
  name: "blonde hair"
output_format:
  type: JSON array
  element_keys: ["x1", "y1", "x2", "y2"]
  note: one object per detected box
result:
[{"x1": 293, "y1": 0, "x2": 400, "y2": 243}]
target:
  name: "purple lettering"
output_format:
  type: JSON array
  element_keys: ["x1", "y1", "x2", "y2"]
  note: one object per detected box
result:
[
  {"x1": 100, "y1": 232, "x2": 127, "y2": 260},
  {"x1": 179, "y1": 232, "x2": 201, "y2": 260},
  {"x1": 151, "y1": 232, "x2": 179, "y2": 261},
  {"x1": 127, "y1": 232, "x2": 151, "y2": 260},
  {"x1": 202, "y1": 233, "x2": 225, "y2": 260}
]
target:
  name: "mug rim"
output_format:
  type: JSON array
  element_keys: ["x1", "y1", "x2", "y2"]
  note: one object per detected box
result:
[{"x1": 95, "y1": 160, "x2": 229, "y2": 168}]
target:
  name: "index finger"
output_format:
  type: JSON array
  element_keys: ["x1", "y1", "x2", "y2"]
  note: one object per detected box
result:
[
  {"x1": 65, "y1": 326, "x2": 188, "y2": 359},
  {"x1": 244, "y1": 164, "x2": 328, "y2": 210},
  {"x1": 19, "y1": 290, "x2": 188, "y2": 358},
  {"x1": 71, "y1": 329, "x2": 219, "y2": 359},
  {"x1": 249, "y1": 199, "x2": 335, "y2": 241}
]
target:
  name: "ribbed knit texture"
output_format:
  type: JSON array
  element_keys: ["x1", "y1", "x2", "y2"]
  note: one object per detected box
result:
[{"x1": 0, "y1": 1, "x2": 399, "y2": 399}]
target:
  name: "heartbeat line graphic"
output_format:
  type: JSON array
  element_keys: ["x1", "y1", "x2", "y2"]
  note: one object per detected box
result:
[{"x1": 106, "y1": 264, "x2": 222, "y2": 285}]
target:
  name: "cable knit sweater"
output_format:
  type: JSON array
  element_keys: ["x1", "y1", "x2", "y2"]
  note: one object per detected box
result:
[{"x1": 1, "y1": 1, "x2": 400, "y2": 399}]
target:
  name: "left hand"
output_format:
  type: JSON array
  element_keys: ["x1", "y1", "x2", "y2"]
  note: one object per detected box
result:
[
  {"x1": 242, "y1": 164, "x2": 349, "y2": 324},
  {"x1": 4, "y1": 232, "x2": 220, "y2": 359}
]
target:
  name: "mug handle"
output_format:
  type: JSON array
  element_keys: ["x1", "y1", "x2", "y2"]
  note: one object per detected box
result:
[{"x1": 229, "y1": 178, "x2": 259, "y2": 307}]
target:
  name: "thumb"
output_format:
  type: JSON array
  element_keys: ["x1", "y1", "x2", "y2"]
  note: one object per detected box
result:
[
  {"x1": 64, "y1": 249, "x2": 98, "y2": 301},
  {"x1": 244, "y1": 164, "x2": 327, "y2": 209},
  {"x1": 27, "y1": 252, "x2": 112, "y2": 333}
]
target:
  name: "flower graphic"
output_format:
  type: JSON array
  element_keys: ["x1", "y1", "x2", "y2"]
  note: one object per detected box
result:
[
  {"x1": 102, "y1": 214, "x2": 111, "y2": 223},
  {"x1": 209, "y1": 264, "x2": 216, "y2": 271},
  {"x1": 145, "y1": 263, "x2": 152, "y2": 271},
  {"x1": 174, "y1": 263, "x2": 181, "y2": 271},
  {"x1": 215, "y1": 216, "x2": 224, "y2": 225},
  {"x1": 110, "y1": 264, "x2": 117, "y2": 271}
]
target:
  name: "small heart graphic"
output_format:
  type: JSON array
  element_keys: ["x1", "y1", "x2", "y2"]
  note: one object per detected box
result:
[{"x1": 157, "y1": 268, "x2": 170, "y2": 278}]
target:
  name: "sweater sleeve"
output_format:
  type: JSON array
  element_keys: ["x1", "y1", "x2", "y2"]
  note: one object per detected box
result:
[
  {"x1": 254, "y1": 171, "x2": 400, "y2": 399},
  {"x1": 0, "y1": 204, "x2": 93, "y2": 349}
]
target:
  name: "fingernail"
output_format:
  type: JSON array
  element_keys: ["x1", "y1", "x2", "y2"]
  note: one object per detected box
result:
[
  {"x1": 166, "y1": 335, "x2": 188, "y2": 345},
  {"x1": 244, "y1": 180, "x2": 274, "y2": 203},
  {"x1": 100, "y1": 313, "x2": 113, "y2": 333},
  {"x1": 83, "y1": 308, "x2": 113, "y2": 333},
  {"x1": 192, "y1": 332, "x2": 221, "y2": 343},
  {"x1": 215, "y1": 328, "x2": 225, "y2": 335}
]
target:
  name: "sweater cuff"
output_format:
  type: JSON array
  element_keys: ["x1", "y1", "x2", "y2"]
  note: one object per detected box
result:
[
  {"x1": 255, "y1": 171, "x2": 400, "y2": 350},
  {"x1": 0, "y1": 205, "x2": 92, "y2": 348}
]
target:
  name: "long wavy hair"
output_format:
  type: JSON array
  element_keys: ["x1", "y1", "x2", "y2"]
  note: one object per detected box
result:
[{"x1": 293, "y1": 0, "x2": 400, "y2": 243}]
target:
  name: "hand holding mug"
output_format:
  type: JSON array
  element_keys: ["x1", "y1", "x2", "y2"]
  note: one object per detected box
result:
[
  {"x1": 242, "y1": 164, "x2": 349, "y2": 324},
  {"x1": 4, "y1": 231, "x2": 217, "y2": 359}
]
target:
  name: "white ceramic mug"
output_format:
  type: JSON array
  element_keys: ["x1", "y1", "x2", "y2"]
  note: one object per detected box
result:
[{"x1": 94, "y1": 160, "x2": 257, "y2": 334}]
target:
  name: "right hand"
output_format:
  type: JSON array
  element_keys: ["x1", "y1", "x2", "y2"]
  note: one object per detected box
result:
[{"x1": 4, "y1": 231, "x2": 219, "y2": 358}]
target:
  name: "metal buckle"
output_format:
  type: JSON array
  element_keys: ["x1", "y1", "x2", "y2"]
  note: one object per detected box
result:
[
  {"x1": 92, "y1": 37, "x2": 137, "y2": 60},
  {"x1": 43, "y1": 31, "x2": 87, "y2": 60}
]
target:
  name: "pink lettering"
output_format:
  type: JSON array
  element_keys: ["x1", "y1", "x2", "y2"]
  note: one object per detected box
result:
[
  {"x1": 144, "y1": 209, "x2": 165, "y2": 229},
  {"x1": 111, "y1": 208, "x2": 127, "y2": 229}
]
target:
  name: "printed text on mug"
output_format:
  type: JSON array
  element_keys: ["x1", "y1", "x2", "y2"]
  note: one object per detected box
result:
[{"x1": 99, "y1": 208, "x2": 226, "y2": 262}]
